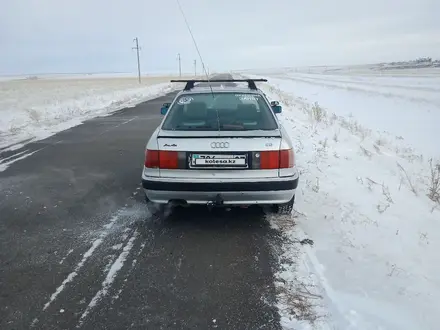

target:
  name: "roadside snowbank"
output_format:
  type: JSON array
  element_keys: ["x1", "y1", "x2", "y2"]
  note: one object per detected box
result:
[
  {"x1": 0, "y1": 77, "x2": 177, "y2": 150},
  {"x1": 248, "y1": 73, "x2": 440, "y2": 329}
]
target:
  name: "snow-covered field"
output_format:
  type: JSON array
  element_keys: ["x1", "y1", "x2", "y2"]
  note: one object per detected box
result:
[
  {"x1": 252, "y1": 69, "x2": 440, "y2": 160},
  {"x1": 239, "y1": 63, "x2": 440, "y2": 77},
  {"x1": 0, "y1": 76, "x2": 184, "y2": 151},
  {"x1": 242, "y1": 70, "x2": 440, "y2": 329}
]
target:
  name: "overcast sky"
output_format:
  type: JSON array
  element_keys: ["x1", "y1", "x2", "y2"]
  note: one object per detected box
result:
[{"x1": 1, "y1": 0, "x2": 439, "y2": 75}]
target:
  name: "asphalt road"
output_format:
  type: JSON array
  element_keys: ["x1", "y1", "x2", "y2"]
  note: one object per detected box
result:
[{"x1": 0, "y1": 75, "x2": 282, "y2": 330}]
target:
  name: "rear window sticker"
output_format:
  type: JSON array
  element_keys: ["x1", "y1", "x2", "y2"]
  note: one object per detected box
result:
[{"x1": 178, "y1": 96, "x2": 194, "y2": 105}]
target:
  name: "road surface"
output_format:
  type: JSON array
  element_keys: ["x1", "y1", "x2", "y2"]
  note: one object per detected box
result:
[{"x1": 0, "y1": 75, "x2": 282, "y2": 330}]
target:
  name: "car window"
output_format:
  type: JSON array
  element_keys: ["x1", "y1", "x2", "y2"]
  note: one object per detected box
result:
[{"x1": 161, "y1": 92, "x2": 279, "y2": 131}]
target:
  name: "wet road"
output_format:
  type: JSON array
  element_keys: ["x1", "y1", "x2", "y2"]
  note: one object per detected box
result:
[{"x1": 0, "y1": 76, "x2": 282, "y2": 330}]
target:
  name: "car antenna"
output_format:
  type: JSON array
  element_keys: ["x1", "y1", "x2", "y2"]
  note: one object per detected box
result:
[
  {"x1": 175, "y1": 0, "x2": 213, "y2": 97},
  {"x1": 175, "y1": 0, "x2": 219, "y2": 132}
]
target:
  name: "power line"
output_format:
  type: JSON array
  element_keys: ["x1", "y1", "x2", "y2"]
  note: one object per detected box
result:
[{"x1": 132, "y1": 38, "x2": 141, "y2": 84}]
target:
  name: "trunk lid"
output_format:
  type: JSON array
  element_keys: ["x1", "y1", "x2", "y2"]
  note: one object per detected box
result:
[{"x1": 157, "y1": 129, "x2": 282, "y2": 179}]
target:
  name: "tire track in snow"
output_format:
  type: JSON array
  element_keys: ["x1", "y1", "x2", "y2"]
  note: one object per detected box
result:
[
  {"x1": 76, "y1": 230, "x2": 139, "y2": 328},
  {"x1": 0, "y1": 149, "x2": 30, "y2": 162},
  {"x1": 59, "y1": 248, "x2": 74, "y2": 265},
  {"x1": 0, "y1": 138, "x2": 33, "y2": 152},
  {"x1": 111, "y1": 240, "x2": 147, "y2": 302},
  {"x1": 41, "y1": 213, "x2": 121, "y2": 311},
  {"x1": 42, "y1": 238, "x2": 103, "y2": 311},
  {"x1": 0, "y1": 149, "x2": 41, "y2": 172}
]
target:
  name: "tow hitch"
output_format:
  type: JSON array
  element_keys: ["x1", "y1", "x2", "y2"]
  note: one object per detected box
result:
[{"x1": 207, "y1": 194, "x2": 224, "y2": 209}]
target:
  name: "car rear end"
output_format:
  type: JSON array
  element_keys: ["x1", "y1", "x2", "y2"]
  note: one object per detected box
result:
[{"x1": 141, "y1": 82, "x2": 299, "y2": 207}]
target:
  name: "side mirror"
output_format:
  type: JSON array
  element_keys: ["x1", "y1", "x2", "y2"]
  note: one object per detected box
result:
[
  {"x1": 270, "y1": 101, "x2": 282, "y2": 114},
  {"x1": 160, "y1": 102, "x2": 171, "y2": 115}
]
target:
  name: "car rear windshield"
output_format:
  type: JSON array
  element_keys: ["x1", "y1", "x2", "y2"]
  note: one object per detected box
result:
[{"x1": 161, "y1": 92, "x2": 279, "y2": 131}]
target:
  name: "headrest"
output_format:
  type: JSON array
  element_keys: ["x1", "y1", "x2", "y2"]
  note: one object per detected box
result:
[
  {"x1": 237, "y1": 104, "x2": 259, "y2": 120},
  {"x1": 185, "y1": 102, "x2": 207, "y2": 119}
]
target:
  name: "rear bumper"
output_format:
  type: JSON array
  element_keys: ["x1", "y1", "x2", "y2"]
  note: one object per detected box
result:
[
  {"x1": 142, "y1": 177, "x2": 298, "y2": 205},
  {"x1": 142, "y1": 178, "x2": 298, "y2": 192}
]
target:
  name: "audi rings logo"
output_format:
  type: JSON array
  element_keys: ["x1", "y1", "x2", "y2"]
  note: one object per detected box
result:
[{"x1": 211, "y1": 142, "x2": 230, "y2": 148}]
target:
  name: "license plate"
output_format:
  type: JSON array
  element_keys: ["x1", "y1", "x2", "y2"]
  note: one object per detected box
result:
[{"x1": 191, "y1": 154, "x2": 247, "y2": 167}]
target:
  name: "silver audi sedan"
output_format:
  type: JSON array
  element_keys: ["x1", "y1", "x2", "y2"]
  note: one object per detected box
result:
[{"x1": 141, "y1": 79, "x2": 299, "y2": 214}]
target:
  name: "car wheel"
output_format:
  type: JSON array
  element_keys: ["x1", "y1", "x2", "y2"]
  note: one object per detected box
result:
[{"x1": 272, "y1": 195, "x2": 295, "y2": 215}]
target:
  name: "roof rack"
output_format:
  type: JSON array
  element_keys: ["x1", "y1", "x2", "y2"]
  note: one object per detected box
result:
[{"x1": 169, "y1": 79, "x2": 268, "y2": 91}]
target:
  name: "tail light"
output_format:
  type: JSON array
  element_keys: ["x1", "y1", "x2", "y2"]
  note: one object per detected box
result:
[
  {"x1": 145, "y1": 150, "x2": 159, "y2": 168},
  {"x1": 260, "y1": 151, "x2": 280, "y2": 169},
  {"x1": 258, "y1": 149, "x2": 294, "y2": 169},
  {"x1": 279, "y1": 149, "x2": 294, "y2": 168},
  {"x1": 144, "y1": 149, "x2": 179, "y2": 169},
  {"x1": 159, "y1": 151, "x2": 179, "y2": 169}
]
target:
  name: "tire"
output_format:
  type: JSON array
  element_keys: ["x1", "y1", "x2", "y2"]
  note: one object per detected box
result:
[{"x1": 272, "y1": 195, "x2": 295, "y2": 215}]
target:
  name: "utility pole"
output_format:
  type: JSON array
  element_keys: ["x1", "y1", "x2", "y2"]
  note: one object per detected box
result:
[
  {"x1": 194, "y1": 59, "x2": 197, "y2": 76},
  {"x1": 132, "y1": 37, "x2": 141, "y2": 84},
  {"x1": 177, "y1": 53, "x2": 182, "y2": 77}
]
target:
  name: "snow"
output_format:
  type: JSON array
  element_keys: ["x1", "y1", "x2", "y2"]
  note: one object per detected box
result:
[
  {"x1": 111, "y1": 243, "x2": 124, "y2": 251},
  {"x1": 241, "y1": 69, "x2": 440, "y2": 329},
  {"x1": 30, "y1": 202, "x2": 150, "y2": 329},
  {"x1": 0, "y1": 149, "x2": 41, "y2": 172},
  {"x1": 258, "y1": 70, "x2": 440, "y2": 159},
  {"x1": 42, "y1": 212, "x2": 121, "y2": 311},
  {"x1": 77, "y1": 230, "x2": 139, "y2": 326},
  {"x1": 59, "y1": 248, "x2": 74, "y2": 265},
  {"x1": 42, "y1": 238, "x2": 103, "y2": 311},
  {"x1": 0, "y1": 76, "x2": 179, "y2": 150}
]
